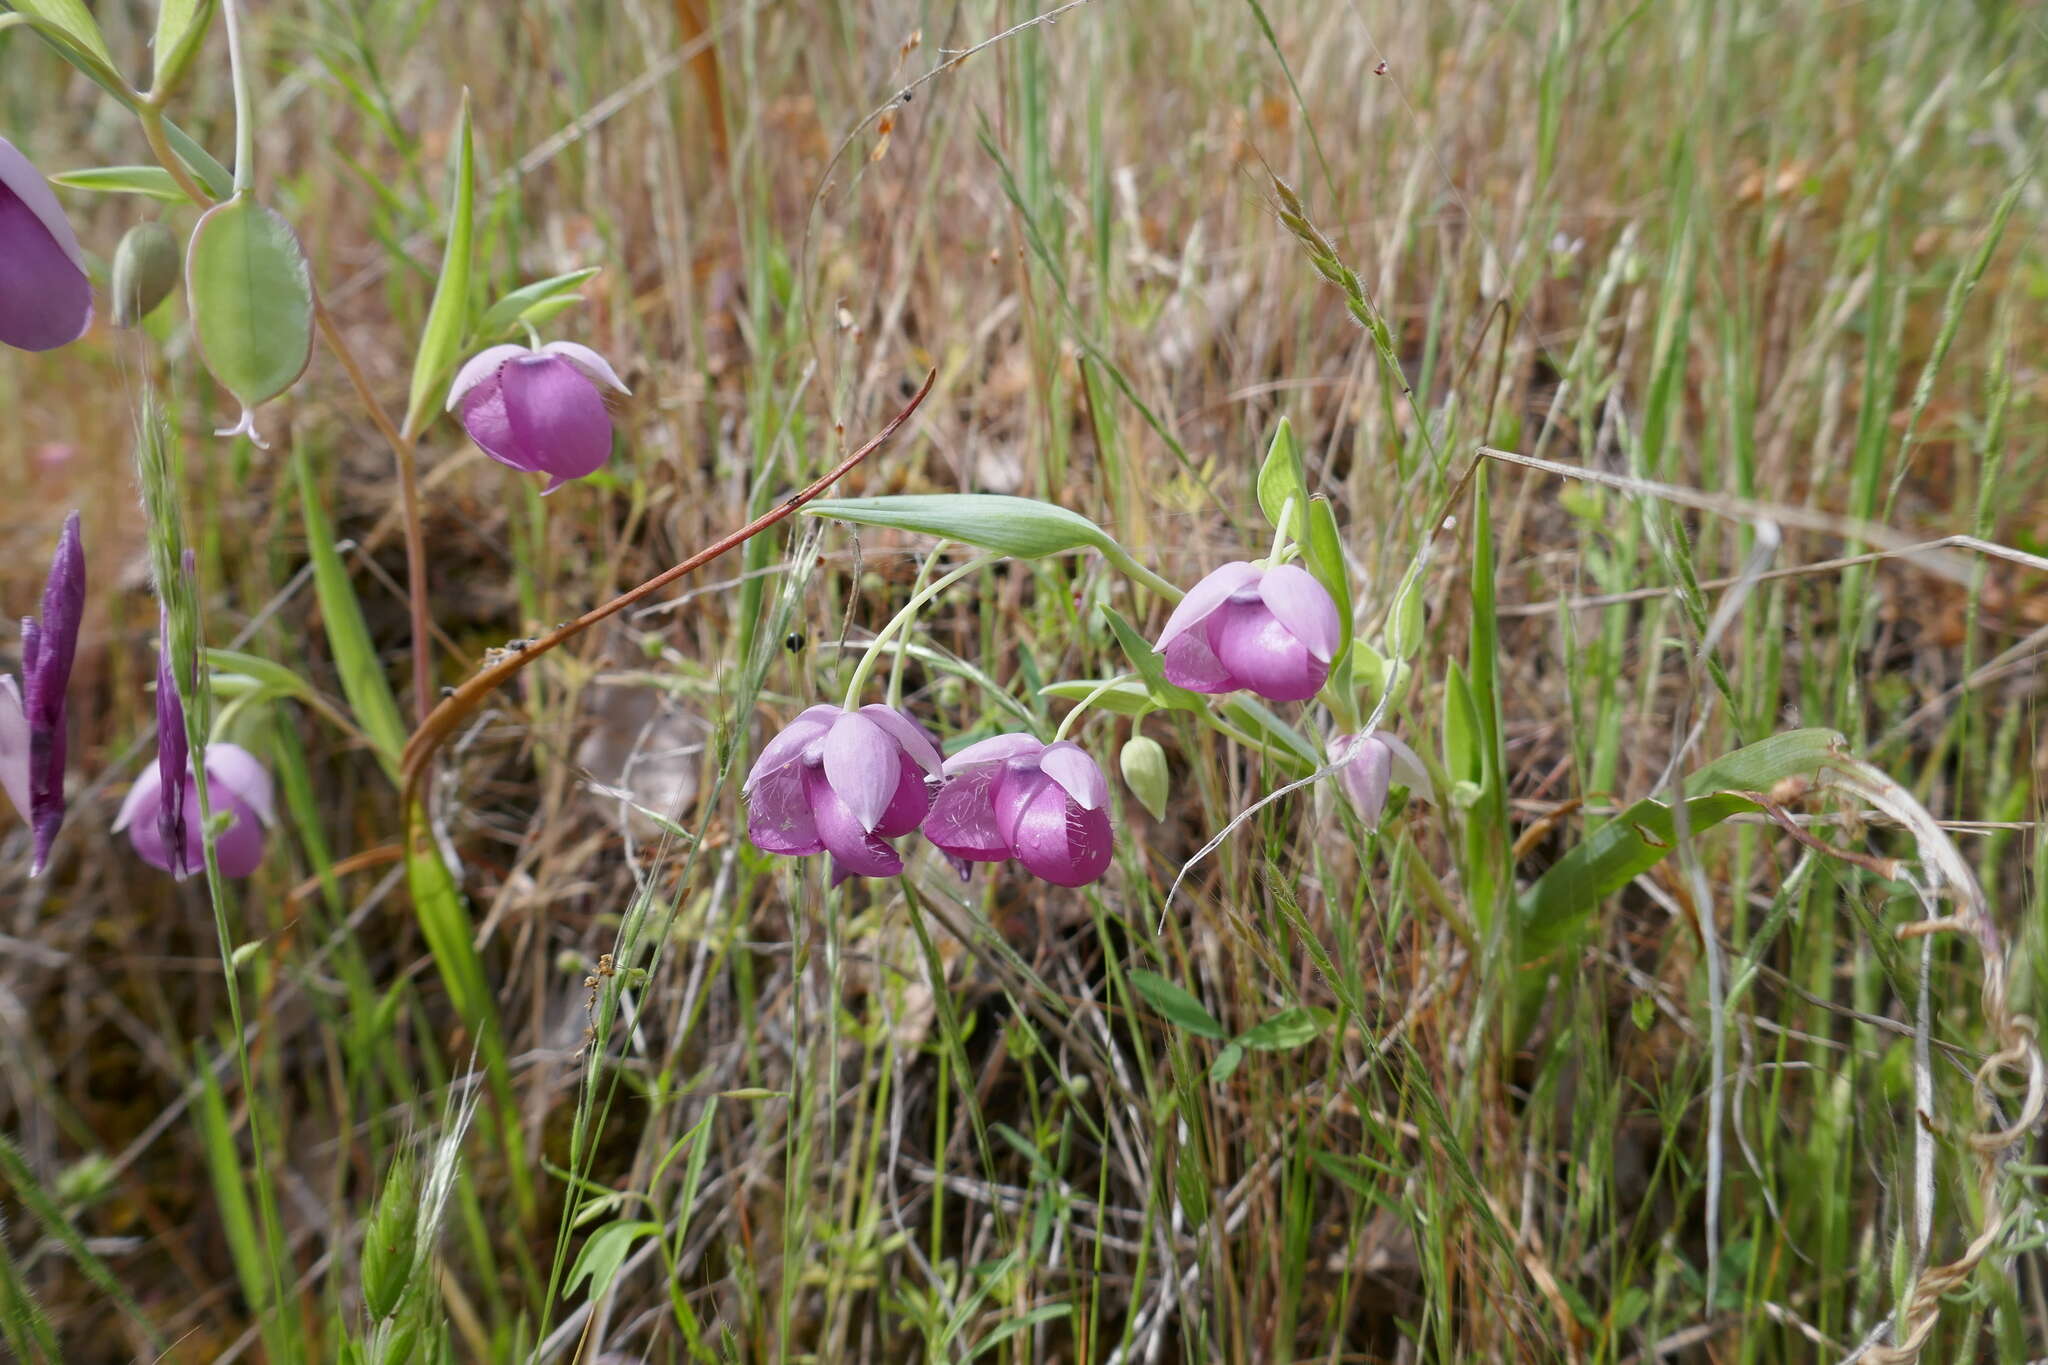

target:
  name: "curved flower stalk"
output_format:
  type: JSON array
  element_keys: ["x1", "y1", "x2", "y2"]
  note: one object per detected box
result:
[
  {"x1": 0, "y1": 137, "x2": 92, "y2": 352},
  {"x1": 744, "y1": 704, "x2": 942, "y2": 882},
  {"x1": 448, "y1": 340, "x2": 629, "y2": 492},
  {"x1": 924, "y1": 735, "x2": 1115, "y2": 887},
  {"x1": 114, "y1": 629, "x2": 276, "y2": 879},
  {"x1": 2, "y1": 512, "x2": 85, "y2": 874},
  {"x1": 1154, "y1": 561, "x2": 1339, "y2": 702},
  {"x1": 1327, "y1": 729, "x2": 1432, "y2": 824}
]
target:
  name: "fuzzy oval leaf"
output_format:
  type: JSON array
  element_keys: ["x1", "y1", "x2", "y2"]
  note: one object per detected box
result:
[
  {"x1": 152, "y1": 0, "x2": 216, "y2": 93},
  {"x1": 187, "y1": 195, "x2": 314, "y2": 411},
  {"x1": 50, "y1": 165, "x2": 188, "y2": 202},
  {"x1": 806, "y1": 494, "x2": 1118, "y2": 560},
  {"x1": 475, "y1": 267, "x2": 602, "y2": 339},
  {"x1": 566, "y1": 1219, "x2": 662, "y2": 1300},
  {"x1": 1128, "y1": 969, "x2": 1225, "y2": 1039},
  {"x1": 1236, "y1": 1006, "x2": 1324, "y2": 1051},
  {"x1": 403, "y1": 94, "x2": 475, "y2": 435}
]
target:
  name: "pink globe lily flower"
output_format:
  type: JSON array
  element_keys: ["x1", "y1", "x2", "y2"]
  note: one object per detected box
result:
[
  {"x1": 0, "y1": 137, "x2": 92, "y2": 352},
  {"x1": 744, "y1": 704, "x2": 942, "y2": 882},
  {"x1": 923, "y1": 735, "x2": 1114, "y2": 888},
  {"x1": 1154, "y1": 561, "x2": 1340, "y2": 702},
  {"x1": 1, "y1": 511, "x2": 85, "y2": 874},
  {"x1": 114, "y1": 621, "x2": 276, "y2": 880},
  {"x1": 1327, "y1": 730, "x2": 1433, "y2": 825},
  {"x1": 447, "y1": 341, "x2": 629, "y2": 493}
]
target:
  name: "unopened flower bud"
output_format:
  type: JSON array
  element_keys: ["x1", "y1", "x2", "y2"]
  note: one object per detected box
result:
[
  {"x1": 113, "y1": 221, "x2": 181, "y2": 328},
  {"x1": 1118, "y1": 735, "x2": 1169, "y2": 821}
]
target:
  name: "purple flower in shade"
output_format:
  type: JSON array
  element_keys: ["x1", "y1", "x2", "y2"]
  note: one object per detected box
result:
[
  {"x1": 0, "y1": 138, "x2": 92, "y2": 352},
  {"x1": 1327, "y1": 730, "x2": 1433, "y2": 825},
  {"x1": 113, "y1": 741, "x2": 277, "y2": 880},
  {"x1": 446, "y1": 340, "x2": 629, "y2": 492},
  {"x1": 744, "y1": 704, "x2": 943, "y2": 882},
  {"x1": 1154, "y1": 561, "x2": 1340, "y2": 703},
  {"x1": 923, "y1": 735, "x2": 1114, "y2": 888},
  {"x1": 1, "y1": 511, "x2": 84, "y2": 874}
]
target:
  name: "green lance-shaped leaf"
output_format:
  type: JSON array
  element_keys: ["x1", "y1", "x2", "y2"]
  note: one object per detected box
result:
[
  {"x1": 1255, "y1": 416, "x2": 1309, "y2": 537},
  {"x1": 1234, "y1": 1006, "x2": 1325, "y2": 1051},
  {"x1": 186, "y1": 194, "x2": 315, "y2": 441},
  {"x1": 9, "y1": 0, "x2": 113, "y2": 68},
  {"x1": 473, "y1": 267, "x2": 602, "y2": 341},
  {"x1": 565, "y1": 1220, "x2": 664, "y2": 1300},
  {"x1": 151, "y1": 0, "x2": 217, "y2": 97},
  {"x1": 1127, "y1": 969, "x2": 1226, "y2": 1040},
  {"x1": 49, "y1": 166, "x2": 188, "y2": 202},
  {"x1": 809, "y1": 493, "x2": 1115, "y2": 559},
  {"x1": 403, "y1": 92, "x2": 474, "y2": 436}
]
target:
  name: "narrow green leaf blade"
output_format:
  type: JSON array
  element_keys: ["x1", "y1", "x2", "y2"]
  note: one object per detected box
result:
[
  {"x1": 11, "y1": 0, "x2": 113, "y2": 66},
  {"x1": 566, "y1": 1220, "x2": 663, "y2": 1299},
  {"x1": 187, "y1": 195, "x2": 315, "y2": 414},
  {"x1": 50, "y1": 166, "x2": 188, "y2": 202},
  {"x1": 1128, "y1": 969, "x2": 1226, "y2": 1039},
  {"x1": 403, "y1": 93, "x2": 474, "y2": 435},
  {"x1": 1235, "y1": 1006, "x2": 1324, "y2": 1051},
  {"x1": 807, "y1": 494, "x2": 1117, "y2": 560},
  {"x1": 291, "y1": 446, "x2": 406, "y2": 781},
  {"x1": 151, "y1": 0, "x2": 216, "y2": 93},
  {"x1": 474, "y1": 267, "x2": 602, "y2": 340}
]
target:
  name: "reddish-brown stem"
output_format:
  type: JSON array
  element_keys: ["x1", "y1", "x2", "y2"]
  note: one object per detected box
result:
[{"x1": 399, "y1": 368, "x2": 936, "y2": 810}]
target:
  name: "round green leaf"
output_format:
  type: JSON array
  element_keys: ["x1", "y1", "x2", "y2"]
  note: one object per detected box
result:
[{"x1": 186, "y1": 194, "x2": 315, "y2": 424}]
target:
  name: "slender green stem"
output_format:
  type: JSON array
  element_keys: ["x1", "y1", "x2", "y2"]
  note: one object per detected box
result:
[
  {"x1": 839, "y1": 557, "x2": 997, "y2": 709},
  {"x1": 138, "y1": 105, "x2": 213, "y2": 206},
  {"x1": 1099, "y1": 541, "x2": 1182, "y2": 603},
  {"x1": 1052, "y1": 673, "x2": 1137, "y2": 743},
  {"x1": 221, "y1": 0, "x2": 256, "y2": 195},
  {"x1": 888, "y1": 543, "x2": 949, "y2": 708},
  {"x1": 1266, "y1": 496, "x2": 1295, "y2": 564}
]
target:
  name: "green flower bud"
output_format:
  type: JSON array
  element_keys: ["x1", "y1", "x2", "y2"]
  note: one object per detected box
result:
[
  {"x1": 360, "y1": 1155, "x2": 418, "y2": 1321},
  {"x1": 1119, "y1": 735, "x2": 1169, "y2": 822},
  {"x1": 112, "y1": 221, "x2": 181, "y2": 328}
]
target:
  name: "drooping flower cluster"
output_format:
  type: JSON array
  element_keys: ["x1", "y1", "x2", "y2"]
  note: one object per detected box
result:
[{"x1": 746, "y1": 711, "x2": 1116, "y2": 888}]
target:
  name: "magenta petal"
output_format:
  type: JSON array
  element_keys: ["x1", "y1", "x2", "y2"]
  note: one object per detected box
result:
[
  {"x1": 940, "y1": 732, "x2": 1043, "y2": 776},
  {"x1": 858, "y1": 704, "x2": 942, "y2": 776},
  {"x1": 1009, "y1": 783, "x2": 1114, "y2": 887},
  {"x1": 745, "y1": 706, "x2": 839, "y2": 793},
  {"x1": 1208, "y1": 601, "x2": 1328, "y2": 701},
  {"x1": 458, "y1": 377, "x2": 541, "y2": 473},
  {"x1": 746, "y1": 756, "x2": 822, "y2": 855},
  {"x1": 0, "y1": 676, "x2": 29, "y2": 822},
  {"x1": 990, "y1": 761, "x2": 1051, "y2": 848},
  {"x1": 122, "y1": 773, "x2": 178, "y2": 875},
  {"x1": 206, "y1": 791, "x2": 268, "y2": 878},
  {"x1": 1258, "y1": 564, "x2": 1340, "y2": 663},
  {"x1": 155, "y1": 615, "x2": 189, "y2": 878},
  {"x1": 1378, "y1": 733, "x2": 1434, "y2": 803},
  {"x1": 802, "y1": 765, "x2": 901, "y2": 877},
  {"x1": 922, "y1": 764, "x2": 1010, "y2": 863},
  {"x1": 203, "y1": 744, "x2": 275, "y2": 827},
  {"x1": 1154, "y1": 561, "x2": 1261, "y2": 653},
  {"x1": 499, "y1": 355, "x2": 613, "y2": 486},
  {"x1": 1160, "y1": 630, "x2": 1234, "y2": 693},
  {"x1": 539, "y1": 341, "x2": 630, "y2": 394},
  {"x1": 1331, "y1": 733, "x2": 1391, "y2": 824},
  {"x1": 0, "y1": 141, "x2": 91, "y2": 352},
  {"x1": 823, "y1": 711, "x2": 899, "y2": 833},
  {"x1": 446, "y1": 344, "x2": 529, "y2": 408},
  {"x1": 1038, "y1": 742, "x2": 1108, "y2": 811},
  {"x1": 24, "y1": 512, "x2": 82, "y2": 873},
  {"x1": 872, "y1": 751, "x2": 934, "y2": 838}
]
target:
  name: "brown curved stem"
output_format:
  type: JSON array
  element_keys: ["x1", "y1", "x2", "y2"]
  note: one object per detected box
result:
[{"x1": 399, "y1": 368, "x2": 936, "y2": 811}]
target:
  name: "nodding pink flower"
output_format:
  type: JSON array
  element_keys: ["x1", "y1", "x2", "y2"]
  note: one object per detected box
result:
[
  {"x1": 1328, "y1": 730, "x2": 1433, "y2": 825},
  {"x1": 113, "y1": 736, "x2": 277, "y2": 880},
  {"x1": 1, "y1": 511, "x2": 84, "y2": 874},
  {"x1": 446, "y1": 341, "x2": 629, "y2": 493},
  {"x1": 923, "y1": 735, "x2": 1114, "y2": 888},
  {"x1": 1154, "y1": 561, "x2": 1339, "y2": 702},
  {"x1": 745, "y1": 704, "x2": 942, "y2": 882},
  {"x1": 0, "y1": 138, "x2": 92, "y2": 352}
]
